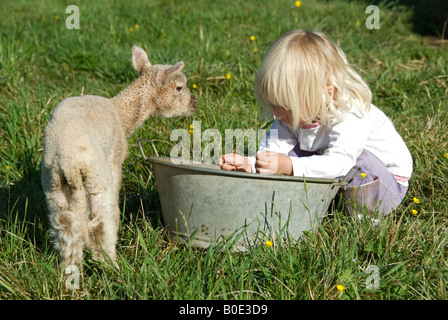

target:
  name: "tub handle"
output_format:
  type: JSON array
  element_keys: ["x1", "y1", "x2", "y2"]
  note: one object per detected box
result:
[
  {"x1": 138, "y1": 139, "x2": 159, "y2": 160},
  {"x1": 321, "y1": 166, "x2": 361, "y2": 201},
  {"x1": 340, "y1": 166, "x2": 361, "y2": 185}
]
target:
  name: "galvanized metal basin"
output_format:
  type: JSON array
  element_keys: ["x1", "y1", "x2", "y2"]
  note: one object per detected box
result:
[{"x1": 139, "y1": 141, "x2": 359, "y2": 249}]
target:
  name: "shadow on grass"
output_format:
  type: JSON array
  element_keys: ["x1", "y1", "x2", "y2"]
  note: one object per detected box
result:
[
  {"x1": 366, "y1": 0, "x2": 448, "y2": 39},
  {"x1": 0, "y1": 150, "x2": 50, "y2": 251}
]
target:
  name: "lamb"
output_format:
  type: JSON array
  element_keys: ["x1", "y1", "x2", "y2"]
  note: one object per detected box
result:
[{"x1": 41, "y1": 45, "x2": 196, "y2": 273}]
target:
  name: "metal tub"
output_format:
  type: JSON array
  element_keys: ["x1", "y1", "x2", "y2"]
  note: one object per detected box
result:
[{"x1": 139, "y1": 141, "x2": 359, "y2": 249}]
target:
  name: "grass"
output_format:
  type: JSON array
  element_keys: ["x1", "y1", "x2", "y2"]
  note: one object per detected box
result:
[{"x1": 0, "y1": 0, "x2": 447, "y2": 300}]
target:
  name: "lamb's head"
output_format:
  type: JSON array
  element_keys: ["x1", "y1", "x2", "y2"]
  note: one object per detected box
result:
[{"x1": 132, "y1": 45, "x2": 197, "y2": 118}]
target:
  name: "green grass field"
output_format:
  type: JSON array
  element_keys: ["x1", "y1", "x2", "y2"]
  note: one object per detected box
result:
[{"x1": 0, "y1": 0, "x2": 447, "y2": 300}]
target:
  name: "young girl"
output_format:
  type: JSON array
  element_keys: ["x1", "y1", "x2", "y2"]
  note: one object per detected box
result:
[{"x1": 218, "y1": 30, "x2": 413, "y2": 216}]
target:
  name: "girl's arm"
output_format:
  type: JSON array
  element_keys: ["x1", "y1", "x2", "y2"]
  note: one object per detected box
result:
[
  {"x1": 254, "y1": 119, "x2": 298, "y2": 175},
  {"x1": 219, "y1": 119, "x2": 298, "y2": 174},
  {"x1": 290, "y1": 112, "x2": 369, "y2": 178}
]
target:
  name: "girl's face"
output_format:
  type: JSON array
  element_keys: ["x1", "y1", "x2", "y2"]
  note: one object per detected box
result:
[{"x1": 272, "y1": 105, "x2": 306, "y2": 128}]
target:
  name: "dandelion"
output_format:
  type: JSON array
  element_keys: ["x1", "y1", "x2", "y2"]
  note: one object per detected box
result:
[
  {"x1": 188, "y1": 124, "x2": 194, "y2": 133},
  {"x1": 412, "y1": 209, "x2": 418, "y2": 215},
  {"x1": 253, "y1": 48, "x2": 258, "y2": 53},
  {"x1": 192, "y1": 84, "x2": 197, "y2": 89},
  {"x1": 226, "y1": 73, "x2": 231, "y2": 80},
  {"x1": 356, "y1": 21, "x2": 361, "y2": 27},
  {"x1": 265, "y1": 240, "x2": 273, "y2": 247},
  {"x1": 295, "y1": 1, "x2": 302, "y2": 7},
  {"x1": 135, "y1": 24, "x2": 140, "y2": 29},
  {"x1": 6, "y1": 165, "x2": 11, "y2": 170},
  {"x1": 444, "y1": 153, "x2": 448, "y2": 159},
  {"x1": 55, "y1": 15, "x2": 60, "y2": 20},
  {"x1": 360, "y1": 172, "x2": 367, "y2": 179},
  {"x1": 336, "y1": 285, "x2": 345, "y2": 292},
  {"x1": 413, "y1": 197, "x2": 420, "y2": 204},
  {"x1": 250, "y1": 35, "x2": 256, "y2": 41},
  {"x1": 129, "y1": 27, "x2": 134, "y2": 32}
]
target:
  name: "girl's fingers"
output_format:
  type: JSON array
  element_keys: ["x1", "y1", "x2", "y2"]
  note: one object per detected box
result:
[
  {"x1": 220, "y1": 154, "x2": 251, "y2": 172},
  {"x1": 256, "y1": 166, "x2": 275, "y2": 174},
  {"x1": 220, "y1": 163, "x2": 236, "y2": 171},
  {"x1": 256, "y1": 151, "x2": 278, "y2": 161},
  {"x1": 255, "y1": 159, "x2": 270, "y2": 168},
  {"x1": 221, "y1": 153, "x2": 246, "y2": 165}
]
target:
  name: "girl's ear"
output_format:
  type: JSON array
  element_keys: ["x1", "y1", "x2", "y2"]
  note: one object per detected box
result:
[{"x1": 327, "y1": 85, "x2": 336, "y2": 99}]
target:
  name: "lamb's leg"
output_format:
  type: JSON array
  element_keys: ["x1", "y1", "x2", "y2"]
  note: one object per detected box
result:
[
  {"x1": 88, "y1": 190, "x2": 119, "y2": 265},
  {"x1": 43, "y1": 168, "x2": 87, "y2": 273},
  {"x1": 85, "y1": 162, "x2": 120, "y2": 267}
]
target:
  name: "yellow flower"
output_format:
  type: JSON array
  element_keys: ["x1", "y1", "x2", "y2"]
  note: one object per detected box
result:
[
  {"x1": 253, "y1": 48, "x2": 258, "y2": 53},
  {"x1": 192, "y1": 84, "x2": 197, "y2": 89},
  {"x1": 444, "y1": 153, "x2": 448, "y2": 159},
  {"x1": 188, "y1": 124, "x2": 194, "y2": 133},
  {"x1": 226, "y1": 73, "x2": 231, "y2": 80},
  {"x1": 265, "y1": 240, "x2": 273, "y2": 247},
  {"x1": 55, "y1": 15, "x2": 60, "y2": 20},
  {"x1": 360, "y1": 172, "x2": 367, "y2": 179},
  {"x1": 250, "y1": 35, "x2": 256, "y2": 41},
  {"x1": 295, "y1": 1, "x2": 302, "y2": 7},
  {"x1": 6, "y1": 165, "x2": 11, "y2": 170},
  {"x1": 129, "y1": 27, "x2": 134, "y2": 32},
  {"x1": 412, "y1": 209, "x2": 418, "y2": 215},
  {"x1": 135, "y1": 24, "x2": 140, "y2": 29},
  {"x1": 413, "y1": 197, "x2": 420, "y2": 204},
  {"x1": 356, "y1": 21, "x2": 361, "y2": 27},
  {"x1": 336, "y1": 285, "x2": 345, "y2": 292}
]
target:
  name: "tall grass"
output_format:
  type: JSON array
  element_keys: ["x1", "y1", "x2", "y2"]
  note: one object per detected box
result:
[{"x1": 0, "y1": 0, "x2": 447, "y2": 300}]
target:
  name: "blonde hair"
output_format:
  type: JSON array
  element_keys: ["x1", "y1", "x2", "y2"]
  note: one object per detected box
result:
[{"x1": 254, "y1": 30, "x2": 372, "y2": 128}]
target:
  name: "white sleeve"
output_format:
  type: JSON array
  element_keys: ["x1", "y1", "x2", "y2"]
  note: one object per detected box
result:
[
  {"x1": 249, "y1": 119, "x2": 298, "y2": 173},
  {"x1": 290, "y1": 113, "x2": 369, "y2": 178},
  {"x1": 258, "y1": 119, "x2": 298, "y2": 155}
]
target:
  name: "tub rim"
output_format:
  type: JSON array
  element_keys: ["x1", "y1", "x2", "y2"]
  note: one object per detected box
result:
[{"x1": 148, "y1": 156, "x2": 357, "y2": 186}]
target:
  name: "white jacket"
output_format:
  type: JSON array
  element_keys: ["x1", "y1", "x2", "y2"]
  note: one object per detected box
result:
[{"x1": 254, "y1": 103, "x2": 413, "y2": 185}]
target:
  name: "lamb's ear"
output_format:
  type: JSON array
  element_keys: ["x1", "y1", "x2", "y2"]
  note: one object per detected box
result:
[
  {"x1": 156, "y1": 62, "x2": 185, "y2": 85},
  {"x1": 132, "y1": 45, "x2": 151, "y2": 73},
  {"x1": 167, "y1": 61, "x2": 185, "y2": 74}
]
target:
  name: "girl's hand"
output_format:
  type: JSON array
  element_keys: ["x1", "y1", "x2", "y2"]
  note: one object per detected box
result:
[
  {"x1": 256, "y1": 151, "x2": 293, "y2": 175},
  {"x1": 218, "y1": 153, "x2": 253, "y2": 173}
]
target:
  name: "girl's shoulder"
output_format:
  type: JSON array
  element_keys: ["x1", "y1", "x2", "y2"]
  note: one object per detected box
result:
[{"x1": 341, "y1": 101, "x2": 389, "y2": 121}]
